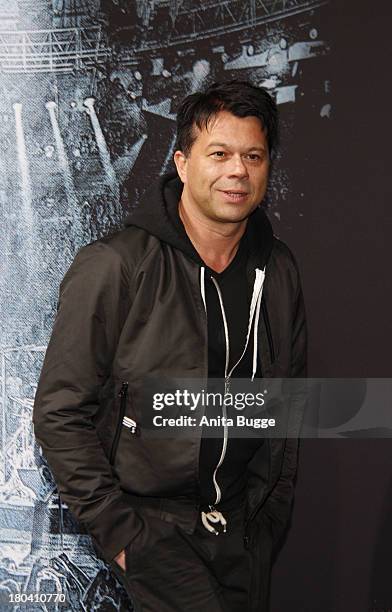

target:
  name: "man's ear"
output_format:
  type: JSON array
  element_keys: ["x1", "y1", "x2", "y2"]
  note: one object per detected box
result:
[{"x1": 173, "y1": 150, "x2": 187, "y2": 183}]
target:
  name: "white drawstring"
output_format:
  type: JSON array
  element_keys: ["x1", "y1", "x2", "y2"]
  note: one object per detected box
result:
[
  {"x1": 200, "y1": 266, "x2": 206, "y2": 313},
  {"x1": 210, "y1": 276, "x2": 230, "y2": 378},
  {"x1": 199, "y1": 265, "x2": 267, "y2": 534},
  {"x1": 252, "y1": 276, "x2": 264, "y2": 380},
  {"x1": 208, "y1": 267, "x2": 266, "y2": 381},
  {"x1": 227, "y1": 267, "x2": 266, "y2": 380},
  {"x1": 209, "y1": 276, "x2": 230, "y2": 510}
]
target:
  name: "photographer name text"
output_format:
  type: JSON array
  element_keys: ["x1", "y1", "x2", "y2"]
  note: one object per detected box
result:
[{"x1": 152, "y1": 415, "x2": 275, "y2": 430}]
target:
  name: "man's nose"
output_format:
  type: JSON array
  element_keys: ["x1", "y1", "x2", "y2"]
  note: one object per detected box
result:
[{"x1": 227, "y1": 154, "x2": 249, "y2": 178}]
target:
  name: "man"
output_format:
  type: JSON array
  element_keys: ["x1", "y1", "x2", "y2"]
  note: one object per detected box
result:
[{"x1": 33, "y1": 80, "x2": 307, "y2": 611}]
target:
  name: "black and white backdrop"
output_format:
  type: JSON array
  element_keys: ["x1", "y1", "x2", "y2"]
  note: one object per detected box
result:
[{"x1": 0, "y1": 1, "x2": 391, "y2": 610}]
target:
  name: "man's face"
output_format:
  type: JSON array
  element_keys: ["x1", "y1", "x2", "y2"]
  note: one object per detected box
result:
[{"x1": 174, "y1": 110, "x2": 270, "y2": 224}]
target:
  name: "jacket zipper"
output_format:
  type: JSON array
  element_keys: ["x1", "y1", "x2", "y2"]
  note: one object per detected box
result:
[
  {"x1": 261, "y1": 298, "x2": 275, "y2": 364},
  {"x1": 243, "y1": 303, "x2": 274, "y2": 547},
  {"x1": 109, "y1": 381, "x2": 129, "y2": 464},
  {"x1": 209, "y1": 276, "x2": 230, "y2": 506},
  {"x1": 208, "y1": 270, "x2": 266, "y2": 510},
  {"x1": 243, "y1": 303, "x2": 274, "y2": 551},
  {"x1": 243, "y1": 431, "x2": 286, "y2": 548},
  {"x1": 243, "y1": 482, "x2": 270, "y2": 549}
]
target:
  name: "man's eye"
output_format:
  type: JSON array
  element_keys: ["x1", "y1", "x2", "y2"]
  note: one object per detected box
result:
[
  {"x1": 247, "y1": 154, "x2": 261, "y2": 161},
  {"x1": 211, "y1": 151, "x2": 226, "y2": 158}
]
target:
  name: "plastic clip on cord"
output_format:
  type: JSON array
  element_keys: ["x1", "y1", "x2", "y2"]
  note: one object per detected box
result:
[{"x1": 201, "y1": 506, "x2": 227, "y2": 535}]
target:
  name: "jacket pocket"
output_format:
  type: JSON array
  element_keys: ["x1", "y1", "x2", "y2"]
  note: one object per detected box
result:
[
  {"x1": 109, "y1": 381, "x2": 130, "y2": 464},
  {"x1": 125, "y1": 514, "x2": 176, "y2": 575}
]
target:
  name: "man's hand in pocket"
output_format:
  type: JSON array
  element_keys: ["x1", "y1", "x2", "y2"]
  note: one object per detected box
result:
[{"x1": 114, "y1": 548, "x2": 126, "y2": 571}]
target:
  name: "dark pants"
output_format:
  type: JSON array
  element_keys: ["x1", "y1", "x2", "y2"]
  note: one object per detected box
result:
[{"x1": 108, "y1": 503, "x2": 271, "y2": 612}]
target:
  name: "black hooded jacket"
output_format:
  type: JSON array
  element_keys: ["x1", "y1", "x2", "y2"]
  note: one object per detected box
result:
[
  {"x1": 149, "y1": 175, "x2": 265, "y2": 510},
  {"x1": 32, "y1": 172, "x2": 307, "y2": 577}
]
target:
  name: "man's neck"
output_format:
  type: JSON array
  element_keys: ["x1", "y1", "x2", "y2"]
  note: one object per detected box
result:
[{"x1": 178, "y1": 197, "x2": 247, "y2": 274}]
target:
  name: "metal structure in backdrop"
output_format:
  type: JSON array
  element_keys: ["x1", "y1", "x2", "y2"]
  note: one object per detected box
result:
[{"x1": 0, "y1": 0, "x2": 330, "y2": 608}]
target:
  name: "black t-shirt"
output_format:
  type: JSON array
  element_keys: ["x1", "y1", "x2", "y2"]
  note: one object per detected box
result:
[{"x1": 198, "y1": 228, "x2": 265, "y2": 510}]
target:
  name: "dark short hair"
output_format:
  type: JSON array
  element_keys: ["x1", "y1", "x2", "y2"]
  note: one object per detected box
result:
[{"x1": 175, "y1": 80, "x2": 279, "y2": 159}]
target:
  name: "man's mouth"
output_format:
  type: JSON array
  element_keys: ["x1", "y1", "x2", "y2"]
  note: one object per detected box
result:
[
  {"x1": 221, "y1": 190, "x2": 248, "y2": 195},
  {"x1": 219, "y1": 190, "x2": 249, "y2": 201}
]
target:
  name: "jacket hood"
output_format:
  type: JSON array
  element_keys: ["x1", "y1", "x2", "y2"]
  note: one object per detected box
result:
[{"x1": 123, "y1": 171, "x2": 274, "y2": 270}]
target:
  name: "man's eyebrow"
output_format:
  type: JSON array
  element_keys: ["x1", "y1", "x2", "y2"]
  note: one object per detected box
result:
[{"x1": 206, "y1": 142, "x2": 267, "y2": 152}]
